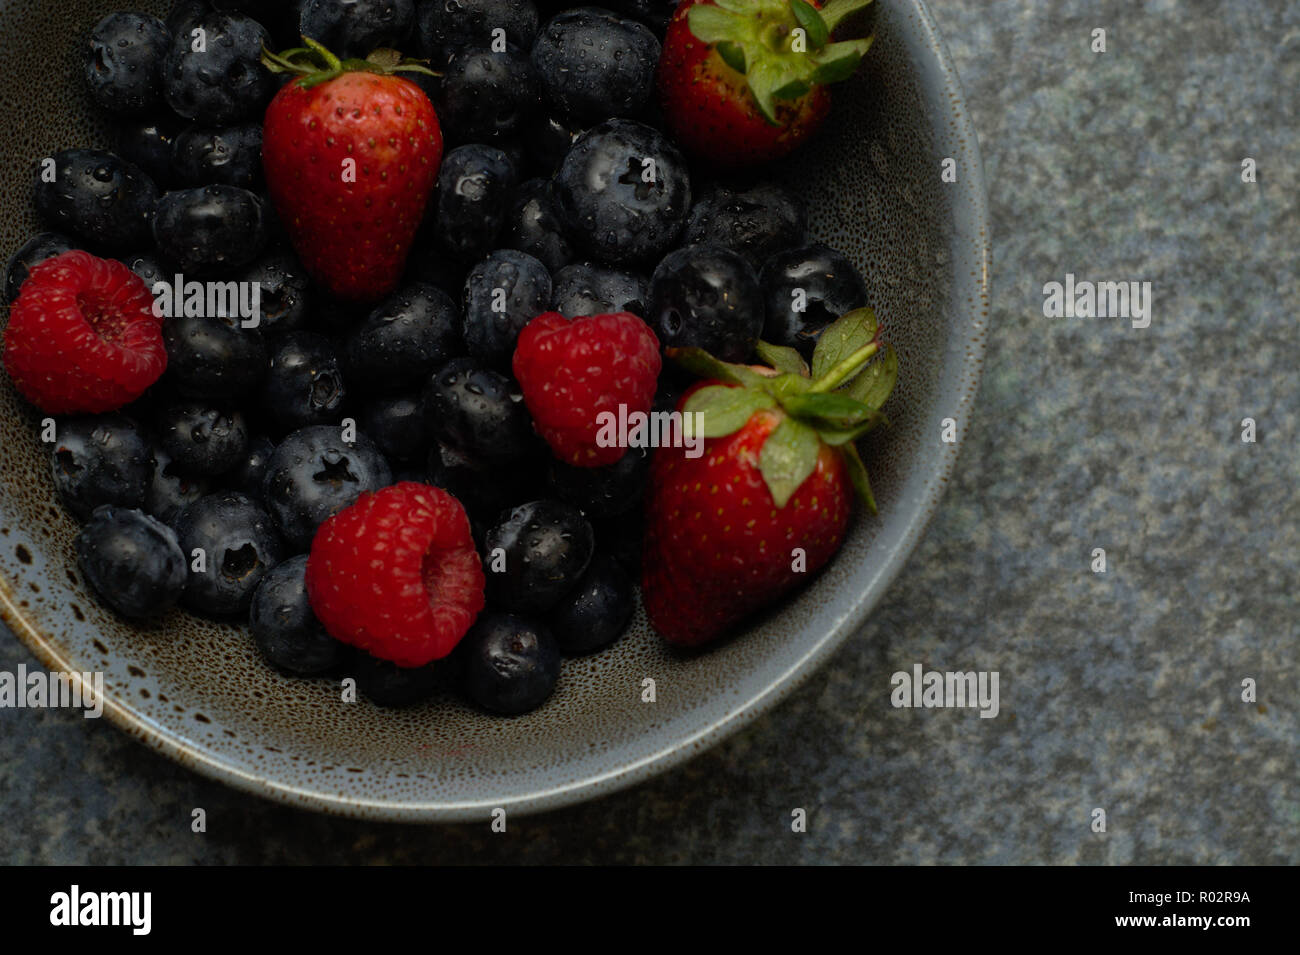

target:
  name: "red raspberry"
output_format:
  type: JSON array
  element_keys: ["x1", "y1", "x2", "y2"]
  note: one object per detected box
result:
[
  {"x1": 305, "y1": 482, "x2": 485, "y2": 667},
  {"x1": 2, "y1": 250, "x2": 165, "y2": 414},
  {"x1": 512, "y1": 311, "x2": 661, "y2": 467}
]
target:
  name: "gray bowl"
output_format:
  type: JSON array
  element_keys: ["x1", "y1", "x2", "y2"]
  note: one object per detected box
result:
[{"x1": 0, "y1": 0, "x2": 989, "y2": 821}]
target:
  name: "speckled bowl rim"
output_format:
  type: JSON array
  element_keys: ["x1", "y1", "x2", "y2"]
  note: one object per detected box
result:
[{"x1": 2, "y1": 0, "x2": 989, "y2": 822}]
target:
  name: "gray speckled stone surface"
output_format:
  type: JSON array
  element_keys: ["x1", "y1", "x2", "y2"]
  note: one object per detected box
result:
[{"x1": 3, "y1": 0, "x2": 1297, "y2": 864}]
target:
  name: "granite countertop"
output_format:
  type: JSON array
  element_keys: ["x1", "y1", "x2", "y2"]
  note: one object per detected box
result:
[{"x1": 2, "y1": 0, "x2": 1297, "y2": 864}]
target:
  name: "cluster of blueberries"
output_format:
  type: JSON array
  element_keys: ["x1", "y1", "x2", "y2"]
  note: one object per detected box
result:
[{"x1": 5, "y1": 0, "x2": 871, "y2": 714}]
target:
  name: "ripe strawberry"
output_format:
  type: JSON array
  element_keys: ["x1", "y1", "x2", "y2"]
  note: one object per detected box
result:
[
  {"x1": 306, "y1": 482, "x2": 486, "y2": 667},
  {"x1": 642, "y1": 309, "x2": 898, "y2": 645},
  {"x1": 261, "y1": 40, "x2": 443, "y2": 303},
  {"x1": 513, "y1": 311, "x2": 662, "y2": 468},
  {"x1": 657, "y1": 0, "x2": 875, "y2": 167},
  {"x1": 2, "y1": 250, "x2": 165, "y2": 414}
]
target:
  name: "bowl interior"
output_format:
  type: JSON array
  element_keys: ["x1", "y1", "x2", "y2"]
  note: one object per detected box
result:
[{"x1": 0, "y1": 0, "x2": 988, "y2": 820}]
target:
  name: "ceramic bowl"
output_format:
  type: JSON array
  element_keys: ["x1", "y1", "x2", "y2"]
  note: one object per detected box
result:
[{"x1": 0, "y1": 0, "x2": 989, "y2": 821}]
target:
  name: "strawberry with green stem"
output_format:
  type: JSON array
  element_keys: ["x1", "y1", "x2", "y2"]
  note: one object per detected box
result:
[
  {"x1": 260, "y1": 38, "x2": 443, "y2": 303},
  {"x1": 657, "y1": 0, "x2": 875, "y2": 167},
  {"x1": 642, "y1": 307, "x2": 897, "y2": 646}
]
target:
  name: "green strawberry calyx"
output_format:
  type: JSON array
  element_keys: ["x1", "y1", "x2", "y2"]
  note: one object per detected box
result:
[
  {"x1": 668, "y1": 306, "x2": 898, "y2": 512},
  {"x1": 261, "y1": 36, "x2": 439, "y2": 90},
  {"x1": 686, "y1": 0, "x2": 875, "y2": 125}
]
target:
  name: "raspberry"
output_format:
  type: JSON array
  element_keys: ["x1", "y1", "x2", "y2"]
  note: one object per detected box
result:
[
  {"x1": 2, "y1": 250, "x2": 165, "y2": 414},
  {"x1": 305, "y1": 482, "x2": 486, "y2": 667},
  {"x1": 512, "y1": 310, "x2": 661, "y2": 467}
]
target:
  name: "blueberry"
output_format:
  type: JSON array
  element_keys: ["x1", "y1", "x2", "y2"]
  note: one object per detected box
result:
[
  {"x1": 120, "y1": 246, "x2": 162, "y2": 285},
  {"x1": 358, "y1": 392, "x2": 428, "y2": 462},
  {"x1": 171, "y1": 122, "x2": 263, "y2": 188},
  {"x1": 416, "y1": 0, "x2": 539, "y2": 67},
  {"x1": 604, "y1": 0, "x2": 679, "y2": 32},
  {"x1": 159, "y1": 402, "x2": 249, "y2": 475},
  {"x1": 684, "y1": 181, "x2": 808, "y2": 270},
  {"x1": 118, "y1": 253, "x2": 166, "y2": 292},
  {"x1": 351, "y1": 653, "x2": 439, "y2": 707},
  {"x1": 4, "y1": 232, "x2": 78, "y2": 303},
  {"x1": 250, "y1": 555, "x2": 345, "y2": 675},
  {"x1": 225, "y1": 434, "x2": 276, "y2": 501},
  {"x1": 462, "y1": 249, "x2": 551, "y2": 365},
  {"x1": 33, "y1": 149, "x2": 159, "y2": 252},
  {"x1": 74, "y1": 506, "x2": 187, "y2": 618},
  {"x1": 437, "y1": 45, "x2": 540, "y2": 145},
  {"x1": 176, "y1": 491, "x2": 284, "y2": 616},
  {"x1": 152, "y1": 184, "x2": 270, "y2": 277},
  {"x1": 261, "y1": 332, "x2": 347, "y2": 433},
  {"x1": 648, "y1": 244, "x2": 763, "y2": 363},
  {"x1": 483, "y1": 499, "x2": 593, "y2": 614},
  {"x1": 503, "y1": 178, "x2": 574, "y2": 274},
  {"x1": 113, "y1": 118, "x2": 183, "y2": 187},
  {"x1": 298, "y1": 0, "x2": 415, "y2": 58},
  {"x1": 553, "y1": 119, "x2": 691, "y2": 266},
  {"x1": 50, "y1": 414, "x2": 152, "y2": 522},
  {"x1": 760, "y1": 242, "x2": 869, "y2": 359},
  {"x1": 145, "y1": 444, "x2": 212, "y2": 527},
  {"x1": 548, "y1": 553, "x2": 632, "y2": 655},
  {"x1": 532, "y1": 9, "x2": 660, "y2": 123},
  {"x1": 424, "y1": 357, "x2": 534, "y2": 463},
  {"x1": 262, "y1": 425, "x2": 392, "y2": 550},
  {"x1": 84, "y1": 12, "x2": 170, "y2": 115},
  {"x1": 166, "y1": 0, "x2": 211, "y2": 36},
  {"x1": 163, "y1": 313, "x2": 269, "y2": 399},
  {"x1": 493, "y1": 138, "x2": 531, "y2": 179},
  {"x1": 343, "y1": 281, "x2": 462, "y2": 393},
  {"x1": 163, "y1": 12, "x2": 275, "y2": 124},
  {"x1": 235, "y1": 249, "x2": 311, "y2": 335},
  {"x1": 550, "y1": 261, "x2": 647, "y2": 318},
  {"x1": 458, "y1": 611, "x2": 560, "y2": 714},
  {"x1": 430, "y1": 144, "x2": 516, "y2": 262},
  {"x1": 547, "y1": 444, "x2": 649, "y2": 517}
]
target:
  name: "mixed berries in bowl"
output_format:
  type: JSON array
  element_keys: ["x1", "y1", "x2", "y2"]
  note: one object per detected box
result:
[{"x1": 3, "y1": 0, "x2": 898, "y2": 722}]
